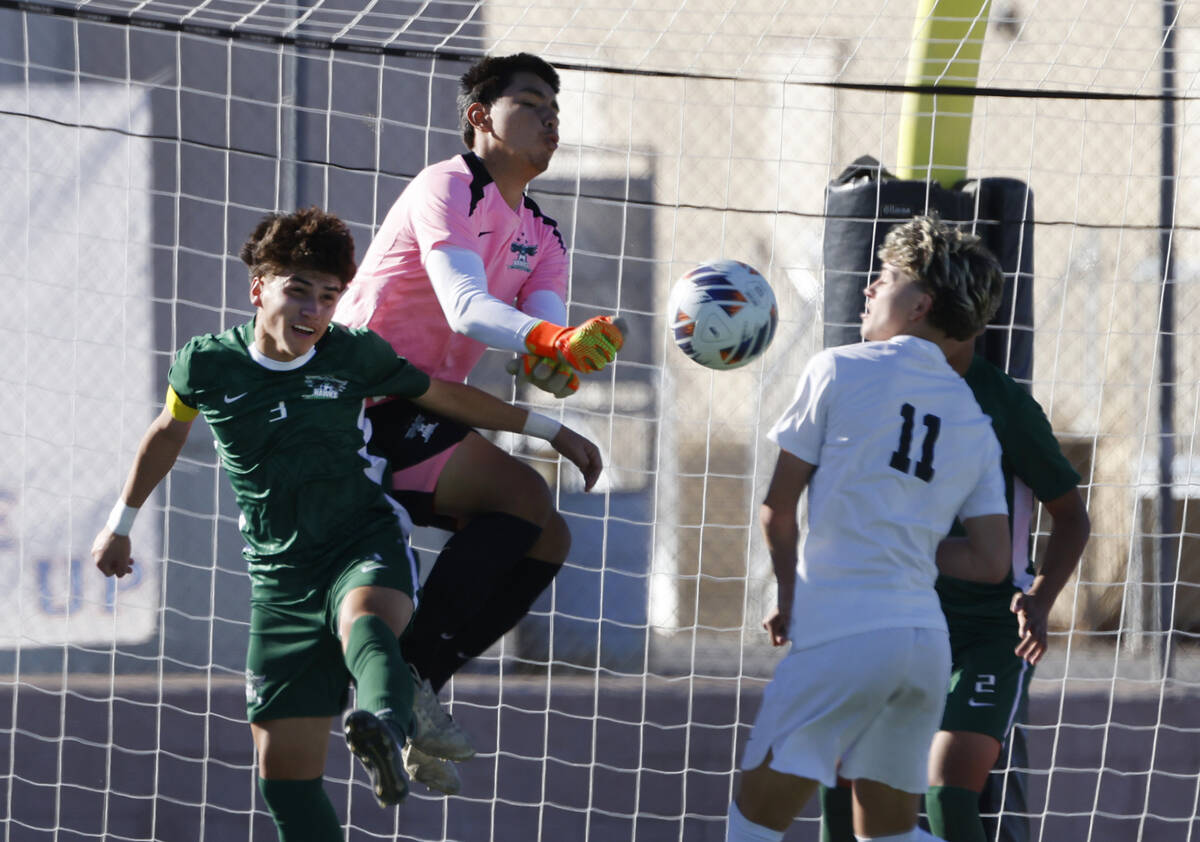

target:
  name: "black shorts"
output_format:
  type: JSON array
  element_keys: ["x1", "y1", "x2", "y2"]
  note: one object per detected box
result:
[{"x1": 366, "y1": 399, "x2": 472, "y2": 529}]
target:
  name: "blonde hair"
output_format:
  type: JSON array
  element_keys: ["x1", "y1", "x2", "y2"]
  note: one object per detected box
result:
[{"x1": 878, "y1": 215, "x2": 1004, "y2": 341}]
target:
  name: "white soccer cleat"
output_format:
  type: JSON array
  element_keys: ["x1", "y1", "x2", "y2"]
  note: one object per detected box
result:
[
  {"x1": 403, "y1": 740, "x2": 462, "y2": 796},
  {"x1": 409, "y1": 667, "x2": 477, "y2": 761}
]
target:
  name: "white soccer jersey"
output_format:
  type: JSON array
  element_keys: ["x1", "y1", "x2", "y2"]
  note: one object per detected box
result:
[{"x1": 768, "y1": 335, "x2": 1006, "y2": 648}]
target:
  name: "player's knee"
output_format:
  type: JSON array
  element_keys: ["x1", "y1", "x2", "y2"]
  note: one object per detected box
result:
[
  {"x1": 458, "y1": 453, "x2": 554, "y2": 524},
  {"x1": 510, "y1": 465, "x2": 555, "y2": 522},
  {"x1": 530, "y1": 511, "x2": 570, "y2": 564},
  {"x1": 337, "y1": 587, "x2": 414, "y2": 641}
]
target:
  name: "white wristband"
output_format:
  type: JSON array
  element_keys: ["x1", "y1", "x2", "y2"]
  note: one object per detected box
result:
[
  {"x1": 105, "y1": 501, "x2": 139, "y2": 536},
  {"x1": 522, "y1": 411, "x2": 562, "y2": 441}
]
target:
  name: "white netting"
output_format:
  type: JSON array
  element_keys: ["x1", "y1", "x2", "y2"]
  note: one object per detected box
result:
[{"x1": 1, "y1": 1, "x2": 1198, "y2": 840}]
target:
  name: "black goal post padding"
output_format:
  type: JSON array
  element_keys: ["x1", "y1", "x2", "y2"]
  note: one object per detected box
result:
[{"x1": 822, "y1": 156, "x2": 1034, "y2": 385}]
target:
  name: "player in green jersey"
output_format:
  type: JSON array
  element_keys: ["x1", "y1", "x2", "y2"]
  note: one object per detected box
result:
[
  {"x1": 90, "y1": 208, "x2": 602, "y2": 841},
  {"x1": 819, "y1": 336, "x2": 1091, "y2": 842}
]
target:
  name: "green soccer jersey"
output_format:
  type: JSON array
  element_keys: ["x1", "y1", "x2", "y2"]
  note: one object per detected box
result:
[
  {"x1": 167, "y1": 320, "x2": 430, "y2": 581},
  {"x1": 936, "y1": 355, "x2": 1081, "y2": 629}
]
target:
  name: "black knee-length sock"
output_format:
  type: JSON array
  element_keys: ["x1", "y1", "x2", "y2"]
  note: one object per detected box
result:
[{"x1": 401, "y1": 513, "x2": 541, "y2": 686}]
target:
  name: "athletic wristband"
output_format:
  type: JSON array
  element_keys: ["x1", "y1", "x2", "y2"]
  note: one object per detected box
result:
[
  {"x1": 105, "y1": 501, "x2": 139, "y2": 536},
  {"x1": 522, "y1": 411, "x2": 562, "y2": 441}
]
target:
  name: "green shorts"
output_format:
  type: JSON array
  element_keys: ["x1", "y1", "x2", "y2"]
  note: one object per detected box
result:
[
  {"x1": 244, "y1": 523, "x2": 418, "y2": 723},
  {"x1": 939, "y1": 624, "x2": 1033, "y2": 742}
]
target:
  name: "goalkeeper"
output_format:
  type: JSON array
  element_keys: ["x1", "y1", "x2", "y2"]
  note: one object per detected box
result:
[
  {"x1": 91, "y1": 208, "x2": 602, "y2": 841},
  {"x1": 335, "y1": 53, "x2": 624, "y2": 793}
]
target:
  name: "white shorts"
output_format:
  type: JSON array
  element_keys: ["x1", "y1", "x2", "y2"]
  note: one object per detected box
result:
[{"x1": 740, "y1": 626, "x2": 950, "y2": 794}]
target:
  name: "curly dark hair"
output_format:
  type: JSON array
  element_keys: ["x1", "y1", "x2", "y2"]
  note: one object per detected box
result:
[
  {"x1": 458, "y1": 53, "x2": 560, "y2": 148},
  {"x1": 877, "y1": 214, "x2": 1004, "y2": 341},
  {"x1": 238, "y1": 207, "x2": 356, "y2": 287}
]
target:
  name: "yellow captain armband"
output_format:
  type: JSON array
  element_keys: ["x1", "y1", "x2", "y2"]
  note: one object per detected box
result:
[{"x1": 165, "y1": 386, "x2": 200, "y2": 422}]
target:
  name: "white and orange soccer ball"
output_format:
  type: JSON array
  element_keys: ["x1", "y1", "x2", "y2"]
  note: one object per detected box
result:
[{"x1": 667, "y1": 259, "x2": 778, "y2": 370}]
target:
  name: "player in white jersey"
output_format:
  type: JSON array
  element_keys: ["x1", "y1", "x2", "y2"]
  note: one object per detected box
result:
[
  {"x1": 727, "y1": 216, "x2": 1013, "y2": 842},
  {"x1": 335, "y1": 53, "x2": 626, "y2": 792}
]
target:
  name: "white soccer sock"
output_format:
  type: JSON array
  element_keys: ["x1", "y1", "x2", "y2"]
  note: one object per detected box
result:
[
  {"x1": 854, "y1": 827, "x2": 944, "y2": 842},
  {"x1": 725, "y1": 802, "x2": 785, "y2": 842}
]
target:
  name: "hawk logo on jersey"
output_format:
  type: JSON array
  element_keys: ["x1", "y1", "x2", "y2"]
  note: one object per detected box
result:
[
  {"x1": 405, "y1": 414, "x2": 438, "y2": 442},
  {"x1": 304, "y1": 375, "x2": 348, "y2": 399},
  {"x1": 508, "y1": 240, "x2": 538, "y2": 272}
]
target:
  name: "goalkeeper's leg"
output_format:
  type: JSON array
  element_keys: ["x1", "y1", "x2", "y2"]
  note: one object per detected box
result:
[
  {"x1": 397, "y1": 433, "x2": 566, "y2": 689},
  {"x1": 429, "y1": 512, "x2": 571, "y2": 683}
]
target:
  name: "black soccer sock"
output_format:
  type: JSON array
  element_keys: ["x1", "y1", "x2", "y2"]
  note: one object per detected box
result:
[
  {"x1": 344, "y1": 614, "x2": 414, "y2": 737},
  {"x1": 258, "y1": 777, "x2": 341, "y2": 842},
  {"x1": 927, "y1": 785, "x2": 987, "y2": 842},
  {"x1": 401, "y1": 513, "x2": 542, "y2": 684},
  {"x1": 442, "y1": 556, "x2": 562, "y2": 676},
  {"x1": 819, "y1": 783, "x2": 855, "y2": 842}
]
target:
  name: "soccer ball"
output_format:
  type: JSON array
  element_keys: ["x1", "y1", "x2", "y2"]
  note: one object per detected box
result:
[{"x1": 667, "y1": 260, "x2": 778, "y2": 370}]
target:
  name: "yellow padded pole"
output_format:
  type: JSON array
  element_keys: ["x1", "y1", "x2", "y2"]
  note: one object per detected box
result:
[{"x1": 896, "y1": 0, "x2": 991, "y2": 188}]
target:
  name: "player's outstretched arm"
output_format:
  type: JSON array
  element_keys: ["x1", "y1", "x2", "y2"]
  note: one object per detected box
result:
[
  {"x1": 506, "y1": 289, "x2": 581, "y2": 398},
  {"x1": 1011, "y1": 487, "x2": 1090, "y2": 664},
  {"x1": 410, "y1": 378, "x2": 602, "y2": 489},
  {"x1": 758, "y1": 451, "x2": 814, "y2": 647},
  {"x1": 936, "y1": 514, "x2": 1011, "y2": 584},
  {"x1": 92, "y1": 406, "x2": 194, "y2": 578},
  {"x1": 425, "y1": 245, "x2": 624, "y2": 378}
]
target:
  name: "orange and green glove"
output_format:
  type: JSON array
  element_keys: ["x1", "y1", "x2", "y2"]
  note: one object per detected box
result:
[
  {"x1": 505, "y1": 354, "x2": 580, "y2": 399},
  {"x1": 524, "y1": 316, "x2": 626, "y2": 374}
]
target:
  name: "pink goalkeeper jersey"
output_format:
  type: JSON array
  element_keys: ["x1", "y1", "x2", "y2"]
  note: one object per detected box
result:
[{"x1": 336, "y1": 152, "x2": 569, "y2": 382}]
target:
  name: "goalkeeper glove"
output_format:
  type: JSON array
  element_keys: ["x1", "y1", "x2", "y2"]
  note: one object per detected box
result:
[
  {"x1": 524, "y1": 316, "x2": 626, "y2": 374},
  {"x1": 506, "y1": 354, "x2": 580, "y2": 399}
]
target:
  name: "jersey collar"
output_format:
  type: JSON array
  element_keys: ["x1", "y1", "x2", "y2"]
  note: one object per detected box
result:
[
  {"x1": 888, "y1": 334, "x2": 949, "y2": 366},
  {"x1": 242, "y1": 319, "x2": 318, "y2": 371}
]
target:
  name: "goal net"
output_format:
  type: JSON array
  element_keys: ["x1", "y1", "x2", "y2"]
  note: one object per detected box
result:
[{"x1": 1, "y1": 1, "x2": 1197, "y2": 840}]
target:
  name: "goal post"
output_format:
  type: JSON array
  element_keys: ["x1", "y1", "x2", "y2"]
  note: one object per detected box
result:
[
  {"x1": 1, "y1": 2, "x2": 1198, "y2": 841},
  {"x1": 896, "y1": 0, "x2": 991, "y2": 187}
]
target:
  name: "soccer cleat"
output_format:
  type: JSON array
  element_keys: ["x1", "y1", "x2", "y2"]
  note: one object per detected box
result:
[
  {"x1": 409, "y1": 667, "x2": 477, "y2": 761},
  {"x1": 343, "y1": 709, "x2": 409, "y2": 808},
  {"x1": 402, "y1": 740, "x2": 462, "y2": 796}
]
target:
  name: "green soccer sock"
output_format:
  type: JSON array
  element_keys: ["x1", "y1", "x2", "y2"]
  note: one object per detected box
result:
[
  {"x1": 820, "y1": 783, "x2": 855, "y2": 842},
  {"x1": 344, "y1": 614, "x2": 415, "y2": 737},
  {"x1": 926, "y1": 785, "x2": 987, "y2": 842},
  {"x1": 258, "y1": 777, "x2": 341, "y2": 842}
]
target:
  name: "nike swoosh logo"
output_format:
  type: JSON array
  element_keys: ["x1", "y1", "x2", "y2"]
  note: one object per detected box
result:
[
  {"x1": 224, "y1": 392, "x2": 248, "y2": 403},
  {"x1": 967, "y1": 699, "x2": 995, "y2": 707},
  {"x1": 478, "y1": 230, "x2": 493, "y2": 236},
  {"x1": 359, "y1": 562, "x2": 387, "y2": 573}
]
